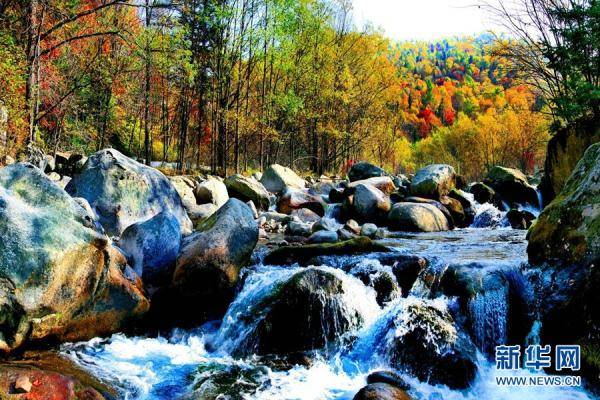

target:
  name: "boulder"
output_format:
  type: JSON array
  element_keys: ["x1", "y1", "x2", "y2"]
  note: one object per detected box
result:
[
  {"x1": 189, "y1": 362, "x2": 269, "y2": 399},
  {"x1": 290, "y1": 208, "x2": 321, "y2": 224},
  {"x1": 506, "y1": 209, "x2": 535, "y2": 230},
  {"x1": 241, "y1": 268, "x2": 375, "y2": 355},
  {"x1": 410, "y1": 164, "x2": 455, "y2": 199},
  {"x1": 348, "y1": 162, "x2": 387, "y2": 182},
  {"x1": 277, "y1": 189, "x2": 325, "y2": 216},
  {"x1": 66, "y1": 149, "x2": 192, "y2": 236},
  {"x1": 484, "y1": 166, "x2": 539, "y2": 208},
  {"x1": 224, "y1": 174, "x2": 270, "y2": 210},
  {"x1": 388, "y1": 203, "x2": 450, "y2": 232},
  {"x1": 347, "y1": 176, "x2": 396, "y2": 195},
  {"x1": 0, "y1": 163, "x2": 148, "y2": 352},
  {"x1": 528, "y1": 143, "x2": 599, "y2": 265},
  {"x1": 194, "y1": 177, "x2": 229, "y2": 207},
  {"x1": 448, "y1": 189, "x2": 475, "y2": 227},
  {"x1": 352, "y1": 184, "x2": 391, "y2": 223},
  {"x1": 309, "y1": 181, "x2": 336, "y2": 196},
  {"x1": 187, "y1": 203, "x2": 219, "y2": 227},
  {"x1": 337, "y1": 228, "x2": 358, "y2": 241},
  {"x1": 328, "y1": 187, "x2": 346, "y2": 203},
  {"x1": 118, "y1": 211, "x2": 181, "y2": 287},
  {"x1": 312, "y1": 218, "x2": 339, "y2": 233},
  {"x1": 469, "y1": 182, "x2": 495, "y2": 204},
  {"x1": 385, "y1": 300, "x2": 477, "y2": 389},
  {"x1": 439, "y1": 195, "x2": 466, "y2": 228},
  {"x1": 344, "y1": 219, "x2": 361, "y2": 235},
  {"x1": 307, "y1": 230, "x2": 338, "y2": 244},
  {"x1": 353, "y1": 383, "x2": 412, "y2": 400},
  {"x1": 286, "y1": 219, "x2": 313, "y2": 237},
  {"x1": 171, "y1": 199, "x2": 259, "y2": 321},
  {"x1": 360, "y1": 223, "x2": 378, "y2": 238},
  {"x1": 264, "y1": 237, "x2": 391, "y2": 266},
  {"x1": 260, "y1": 164, "x2": 307, "y2": 193},
  {"x1": 169, "y1": 176, "x2": 198, "y2": 208},
  {"x1": 403, "y1": 196, "x2": 455, "y2": 228}
]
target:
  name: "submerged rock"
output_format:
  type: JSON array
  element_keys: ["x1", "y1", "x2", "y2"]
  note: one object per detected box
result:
[
  {"x1": 189, "y1": 362, "x2": 270, "y2": 400},
  {"x1": 0, "y1": 163, "x2": 149, "y2": 352},
  {"x1": 194, "y1": 177, "x2": 229, "y2": 207},
  {"x1": 66, "y1": 149, "x2": 192, "y2": 236},
  {"x1": 224, "y1": 174, "x2": 270, "y2": 210},
  {"x1": 307, "y1": 230, "x2": 339, "y2": 244},
  {"x1": 385, "y1": 300, "x2": 478, "y2": 389},
  {"x1": 264, "y1": 237, "x2": 391, "y2": 265},
  {"x1": 260, "y1": 164, "x2": 307, "y2": 193},
  {"x1": 170, "y1": 199, "x2": 259, "y2": 322},
  {"x1": 410, "y1": 164, "x2": 456, "y2": 200},
  {"x1": 348, "y1": 162, "x2": 388, "y2": 182},
  {"x1": 243, "y1": 268, "x2": 376, "y2": 355},
  {"x1": 484, "y1": 166, "x2": 538, "y2": 209},
  {"x1": 387, "y1": 203, "x2": 450, "y2": 232}
]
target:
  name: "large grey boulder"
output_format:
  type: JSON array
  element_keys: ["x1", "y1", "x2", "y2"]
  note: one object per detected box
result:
[
  {"x1": 66, "y1": 149, "x2": 192, "y2": 237},
  {"x1": 352, "y1": 184, "x2": 391, "y2": 223},
  {"x1": 388, "y1": 202, "x2": 450, "y2": 232},
  {"x1": 171, "y1": 199, "x2": 259, "y2": 321},
  {"x1": 410, "y1": 164, "x2": 456, "y2": 199},
  {"x1": 195, "y1": 177, "x2": 229, "y2": 207},
  {"x1": 260, "y1": 164, "x2": 306, "y2": 193},
  {"x1": 0, "y1": 163, "x2": 149, "y2": 353},
  {"x1": 348, "y1": 162, "x2": 387, "y2": 182},
  {"x1": 224, "y1": 174, "x2": 270, "y2": 210},
  {"x1": 118, "y1": 211, "x2": 181, "y2": 287}
]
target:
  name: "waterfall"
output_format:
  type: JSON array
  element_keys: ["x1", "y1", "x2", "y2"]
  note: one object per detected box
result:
[
  {"x1": 469, "y1": 288, "x2": 508, "y2": 356},
  {"x1": 60, "y1": 228, "x2": 593, "y2": 400}
]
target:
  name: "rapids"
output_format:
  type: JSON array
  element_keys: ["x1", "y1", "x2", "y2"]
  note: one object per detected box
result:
[{"x1": 60, "y1": 203, "x2": 595, "y2": 400}]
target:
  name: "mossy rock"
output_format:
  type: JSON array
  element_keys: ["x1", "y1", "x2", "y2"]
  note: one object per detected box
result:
[
  {"x1": 528, "y1": 143, "x2": 600, "y2": 266},
  {"x1": 539, "y1": 118, "x2": 600, "y2": 205},
  {"x1": 263, "y1": 237, "x2": 391, "y2": 265}
]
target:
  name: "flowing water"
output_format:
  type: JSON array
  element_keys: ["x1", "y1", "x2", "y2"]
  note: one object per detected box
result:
[{"x1": 61, "y1": 202, "x2": 596, "y2": 400}]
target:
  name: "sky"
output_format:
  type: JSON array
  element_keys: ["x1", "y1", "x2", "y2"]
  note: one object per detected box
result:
[{"x1": 351, "y1": 0, "x2": 507, "y2": 41}]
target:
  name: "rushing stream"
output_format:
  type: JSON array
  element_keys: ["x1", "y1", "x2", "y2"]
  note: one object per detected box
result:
[{"x1": 60, "y1": 203, "x2": 595, "y2": 400}]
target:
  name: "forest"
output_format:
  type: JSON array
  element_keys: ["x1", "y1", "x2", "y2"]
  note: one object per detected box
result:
[{"x1": 0, "y1": 0, "x2": 561, "y2": 180}]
